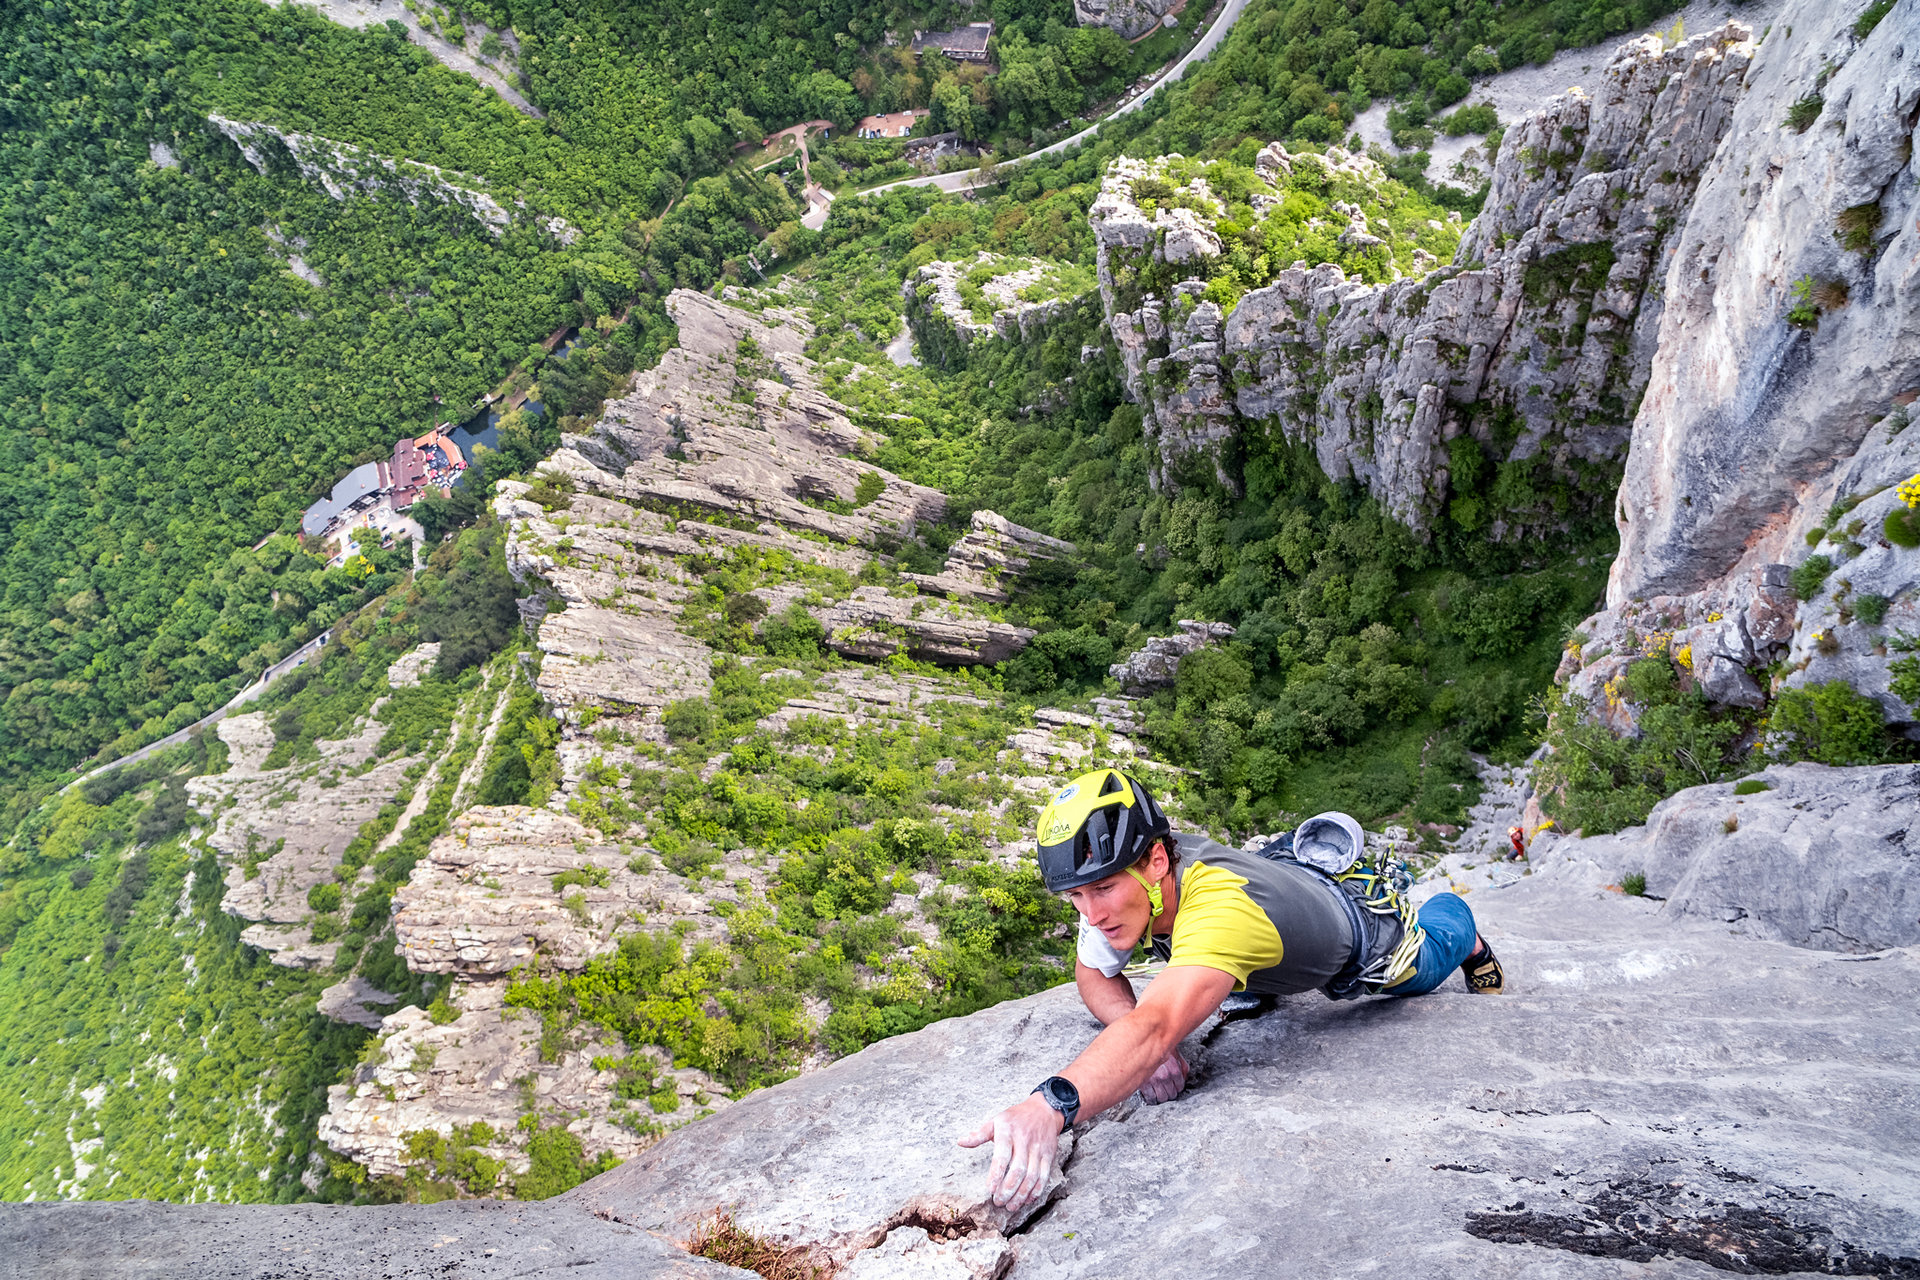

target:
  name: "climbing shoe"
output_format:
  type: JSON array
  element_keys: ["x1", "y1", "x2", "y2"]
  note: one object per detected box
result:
[{"x1": 1462, "y1": 941, "x2": 1505, "y2": 994}]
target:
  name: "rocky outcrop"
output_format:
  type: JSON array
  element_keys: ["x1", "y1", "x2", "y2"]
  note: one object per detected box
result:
[
  {"x1": 1107, "y1": 619, "x2": 1235, "y2": 693},
  {"x1": 821, "y1": 586, "x2": 1037, "y2": 665},
  {"x1": 1090, "y1": 25, "x2": 1759, "y2": 525},
  {"x1": 1558, "y1": 5, "x2": 1920, "y2": 722},
  {"x1": 208, "y1": 115, "x2": 524, "y2": 238},
  {"x1": 904, "y1": 509, "x2": 1077, "y2": 604},
  {"x1": 317, "y1": 978, "x2": 728, "y2": 1183},
  {"x1": 392, "y1": 807, "x2": 752, "y2": 976},
  {"x1": 1530, "y1": 761, "x2": 1920, "y2": 952},
  {"x1": 1073, "y1": 0, "x2": 1178, "y2": 41},
  {"x1": 904, "y1": 254, "x2": 1084, "y2": 364},
  {"x1": 185, "y1": 710, "x2": 417, "y2": 970}
]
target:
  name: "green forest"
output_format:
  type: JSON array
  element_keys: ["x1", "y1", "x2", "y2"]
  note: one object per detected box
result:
[{"x1": 5, "y1": 0, "x2": 1846, "y2": 1214}]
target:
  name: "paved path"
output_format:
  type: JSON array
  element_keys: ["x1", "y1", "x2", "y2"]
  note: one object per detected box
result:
[
  {"x1": 856, "y1": 0, "x2": 1249, "y2": 199},
  {"x1": 60, "y1": 631, "x2": 334, "y2": 795}
]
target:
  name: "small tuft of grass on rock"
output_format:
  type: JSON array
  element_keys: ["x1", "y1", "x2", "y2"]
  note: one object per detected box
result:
[
  {"x1": 688, "y1": 1214, "x2": 825, "y2": 1280},
  {"x1": 1733, "y1": 779, "x2": 1771, "y2": 796},
  {"x1": 1621, "y1": 871, "x2": 1648, "y2": 897}
]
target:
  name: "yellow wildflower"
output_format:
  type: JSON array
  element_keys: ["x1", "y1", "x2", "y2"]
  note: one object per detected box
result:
[
  {"x1": 1899, "y1": 473, "x2": 1920, "y2": 510},
  {"x1": 1674, "y1": 644, "x2": 1693, "y2": 670}
]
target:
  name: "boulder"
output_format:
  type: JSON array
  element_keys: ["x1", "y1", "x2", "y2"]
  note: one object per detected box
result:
[
  {"x1": 823, "y1": 586, "x2": 1037, "y2": 665},
  {"x1": 1532, "y1": 762, "x2": 1920, "y2": 952},
  {"x1": 905, "y1": 509, "x2": 1077, "y2": 603},
  {"x1": 1108, "y1": 619, "x2": 1235, "y2": 693}
]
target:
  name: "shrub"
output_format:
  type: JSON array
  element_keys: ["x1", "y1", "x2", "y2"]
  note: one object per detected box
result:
[
  {"x1": 1784, "y1": 93, "x2": 1824, "y2": 133},
  {"x1": 662, "y1": 697, "x2": 714, "y2": 743},
  {"x1": 1790, "y1": 555, "x2": 1834, "y2": 601},
  {"x1": 1786, "y1": 275, "x2": 1821, "y2": 329},
  {"x1": 307, "y1": 882, "x2": 342, "y2": 913},
  {"x1": 1836, "y1": 202, "x2": 1883, "y2": 253},
  {"x1": 552, "y1": 865, "x2": 611, "y2": 891},
  {"x1": 852, "y1": 471, "x2": 885, "y2": 507},
  {"x1": 648, "y1": 1087, "x2": 681, "y2": 1114},
  {"x1": 1854, "y1": 0, "x2": 1895, "y2": 39},
  {"x1": 761, "y1": 603, "x2": 824, "y2": 660},
  {"x1": 1856, "y1": 593, "x2": 1891, "y2": 626},
  {"x1": 1890, "y1": 656, "x2": 1920, "y2": 711},
  {"x1": 1431, "y1": 73, "x2": 1471, "y2": 107},
  {"x1": 1439, "y1": 103, "x2": 1498, "y2": 136},
  {"x1": 1884, "y1": 508, "x2": 1920, "y2": 548},
  {"x1": 1621, "y1": 871, "x2": 1647, "y2": 896},
  {"x1": 1766, "y1": 680, "x2": 1889, "y2": 765},
  {"x1": 515, "y1": 1126, "x2": 617, "y2": 1199}
]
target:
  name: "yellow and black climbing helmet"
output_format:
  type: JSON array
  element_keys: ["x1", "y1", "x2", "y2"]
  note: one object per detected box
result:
[{"x1": 1034, "y1": 768, "x2": 1170, "y2": 892}]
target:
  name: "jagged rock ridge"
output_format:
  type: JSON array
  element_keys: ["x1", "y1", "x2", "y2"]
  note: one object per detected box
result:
[{"x1": 1091, "y1": 24, "x2": 1756, "y2": 530}]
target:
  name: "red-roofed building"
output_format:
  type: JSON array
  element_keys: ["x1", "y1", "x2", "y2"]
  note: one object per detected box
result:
[{"x1": 391, "y1": 437, "x2": 428, "y2": 510}]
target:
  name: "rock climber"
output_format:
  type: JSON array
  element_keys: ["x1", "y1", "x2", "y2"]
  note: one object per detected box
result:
[
  {"x1": 959, "y1": 767, "x2": 1505, "y2": 1214},
  {"x1": 1509, "y1": 824, "x2": 1528, "y2": 860}
]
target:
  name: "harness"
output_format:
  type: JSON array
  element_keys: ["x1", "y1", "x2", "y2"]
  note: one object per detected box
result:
[{"x1": 1257, "y1": 831, "x2": 1425, "y2": 999}]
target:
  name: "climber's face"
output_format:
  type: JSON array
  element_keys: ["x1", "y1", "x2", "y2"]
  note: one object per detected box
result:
[{"x1": 1063, "y1": 842, "x2": 1167, "y2": 946}]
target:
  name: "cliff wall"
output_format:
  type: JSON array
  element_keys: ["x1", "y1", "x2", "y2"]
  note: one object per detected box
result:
[
  {"x1": 1090, "y1": 23, "x2": 1756, "y2": 531},
  {"x1": 1556, "y1": 2, "x2": 1920, "y2": 728}
]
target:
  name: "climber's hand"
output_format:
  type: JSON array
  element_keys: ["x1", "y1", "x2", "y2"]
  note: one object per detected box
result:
[
  {"x1": 957, "y1": 1092, "x2": 1064, "y2": 1214},
  {"x1": 1137, "y1": 1049, "x2": 1189, "y2": 1104}
]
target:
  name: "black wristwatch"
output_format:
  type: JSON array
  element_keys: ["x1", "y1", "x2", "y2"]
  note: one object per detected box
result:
[{"x1": 1033, "y1": 1076, "x2": 1080, "y2": 1127}]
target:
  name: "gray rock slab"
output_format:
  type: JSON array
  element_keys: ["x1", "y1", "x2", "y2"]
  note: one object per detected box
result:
[
  {"x1": 1533, "y1": 762, "x2": 1920, "y2": 952},
  {"x1": 0, "y1": 1199, "x2": 748, "y2": 1279},
  {"x1": 572, "y1": 858, "x2": 1920, "y2": 1277}
]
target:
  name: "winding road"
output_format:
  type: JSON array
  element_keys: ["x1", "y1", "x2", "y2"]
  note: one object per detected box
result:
[
  {"x1": 59, "y1": 630, "x2": 334, "y2": 795},
  {"x1": 857, "y1": 0, "x2": 1251, "y2": 199}
]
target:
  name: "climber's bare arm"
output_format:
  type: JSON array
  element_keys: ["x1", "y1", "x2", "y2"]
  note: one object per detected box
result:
[
  {"x1": 959, "y1": 964, "x2": 1236, "y2": 1213},
  {"x1": 1075, "y1": 960, "x2": 1138, "y2": 1026}
]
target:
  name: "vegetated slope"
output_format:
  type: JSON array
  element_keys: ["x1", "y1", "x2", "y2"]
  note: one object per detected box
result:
[{"x1": 0, "y1": 828, "x2": 369, "y2": 1201}]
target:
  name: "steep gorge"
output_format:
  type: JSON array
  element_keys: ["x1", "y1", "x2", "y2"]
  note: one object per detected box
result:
[{"x1": 4, "y1": 0, "x2": 1919, "y2": 1270}]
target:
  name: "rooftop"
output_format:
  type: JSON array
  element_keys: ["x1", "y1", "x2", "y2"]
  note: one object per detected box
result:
[{"x1": 915, "y1": 22, "x2": 993, "y2": 55}]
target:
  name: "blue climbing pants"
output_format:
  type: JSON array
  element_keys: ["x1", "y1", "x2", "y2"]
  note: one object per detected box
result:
[{"x1": 1384, "y1": 891, "x2": 1479, "y2": 997}]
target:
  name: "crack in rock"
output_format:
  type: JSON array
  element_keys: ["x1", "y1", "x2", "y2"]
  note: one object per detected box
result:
[{"x1": 1465, "y1": 1177, "x2": 1920, "y2": 1276}]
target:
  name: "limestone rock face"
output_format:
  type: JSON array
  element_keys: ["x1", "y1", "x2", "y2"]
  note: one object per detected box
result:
[
  {"x1": 185, "y1": 710, "x2": 418, "y2": 970},
  {"x1": 1108, "y1": 619, "x2": 1235, "y2": 693},
  {"x1": 1531, "y1": 762, "x2": 1920, "y2": 951},
  {"x1": 1091, "y1": 26, "x2": 1758, "y2": 525},
  {"x1": 822, "y1": 586, "x2": 1036, "y2": 665},
  {"x1": 1559, "y1": 6, "x2": 1920, "y2": 723},
  {"x1": 316, "y1": 982, "x2": 727, "y2": 1183},
  {"x1": 570, "y1": 835, "x2": 1920, "y2": 1276},
  {"x1": 904, "y1": 509, "x2": 1076, "y2": 604},
  {"x1": 904, "y1": 254, "x2": 1085, "y2": 365},
  {"x1": 1606, "y1": 2, "x2": 1920, "y2": 609},
  {"x1": 392, "y1": 806, "x2": 754, "y2": 976},
  {"x1": 1072, "y1": 0, "x2": 1177, "y2": 41}
]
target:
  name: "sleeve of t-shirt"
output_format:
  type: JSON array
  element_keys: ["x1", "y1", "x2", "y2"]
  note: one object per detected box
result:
[
  {"x1": 1167, "y1": 862, "x2": 1285, "y2": 991},
  {"x1": 1076, "y1": 918, "x2": 1130, "y2": 977}
]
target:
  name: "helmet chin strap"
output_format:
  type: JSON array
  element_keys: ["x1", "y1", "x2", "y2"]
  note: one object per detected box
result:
[{"x1": 1125, "y1": 865, "x2": 1165, "y2": 946}]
